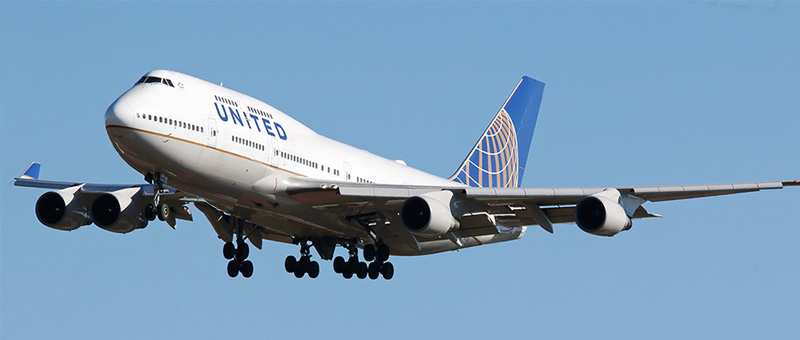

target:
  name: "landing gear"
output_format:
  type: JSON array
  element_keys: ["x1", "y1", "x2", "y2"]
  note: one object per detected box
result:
[
  {"x1": 157, "y1": 202, "x2": 170, "y2": 221},
  {"x1": 362, "y1": 242, "x2": 393, "y2": 280},
  {"x1": 285, "y1": 239, "x2": 319, "y2": 279},
  {"x1": 332, "y1": 240, "x2": 393, "y2": 280},
  {"x1": 145, "y1": 172, "x2": 171, "y2": 222},
  {"x1": 144, "y1": 204, "x2": 157, "y2": 221},
  {"x1": 224, "y1": 222, "x2": 254, "y2": 278}
]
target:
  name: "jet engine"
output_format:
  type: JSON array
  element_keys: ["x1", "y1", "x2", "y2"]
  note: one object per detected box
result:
[
  {"x1": 35, "y1": 186, "x2": 92, "y2": 231},
  {"x1": 574, "y1": 190, "x2": 632, "y2": 237},
  {"x1": 399, "y1": 191, "x2": 459, "y2": 236},
  {"x1": 89, "y1": 187, "x2": 148, "y2": 234}
]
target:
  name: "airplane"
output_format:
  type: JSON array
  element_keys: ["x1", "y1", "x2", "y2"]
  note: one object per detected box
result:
[{"x1": 15, "y1": 70, "x2": 799, "y2": 280}]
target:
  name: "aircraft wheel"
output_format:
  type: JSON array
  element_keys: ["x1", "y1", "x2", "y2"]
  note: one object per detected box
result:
[
  {"x1": 240, "y1": 260, "x2": 254, "y2": 278},
  {"x1": 157, "y1": 203, "x2": 170, "y2": 221},
  {"x1": 294, "y1": 267, "x2": 305, "y2": 278},
  {"x1": 377, "y1": 244, "x2": 390, "y2": 262},
  {"x1": 308, "y1": 261, "x2": 320, "y2": 279},
  {"x1": 342, "y1": 269, "x2": 353, "y2": 279},
  {"x1": 236, "y1": 241, "x2": 249, "y2": 260},
  {"x1": 227, "y1": 260, "x2": 239, "y2": 278},
  {"x1": 363, "y1": 244, "x2": 375, "y2": 262},
  {"x1": 223, "y1": 242, "x2": 236, "y2": 260},
  {"x1": 284, "y1": 256, "x2": 297, "y2": 273},
  {"x1": 368, "y1": 262, "x2": 380, "y2": 280},
  {"x1": 380, "y1": 262, "x2": 394, "y2": 280},
  {"x1": 333, "y1": 256, "x2": 345, "y2": 274},
  {"x1": 144, "y1": 204, "x2": 157, "y2": 221},
  {"x1": 356, "y1": 262, "x2": 368, "y2": 279}
]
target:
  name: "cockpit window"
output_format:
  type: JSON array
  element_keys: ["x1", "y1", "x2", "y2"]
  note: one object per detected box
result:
[{"x1": 136, "y1": 75, "x2": 175, "y2": 87}]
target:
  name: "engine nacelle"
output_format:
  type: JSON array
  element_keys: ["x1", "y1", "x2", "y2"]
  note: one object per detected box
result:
[
  {"x1": 574, "y1": 191, "x2": 632, "y2": 237},
  {"x1": 35, "y1": 186, "x2": 92, "y2": 231},
  {"x1": 89, "y1": 188, "x2": 148, "y2": 234},
  {"x1": 399, "y1": 191, "x2": 459, "y2": 236}
]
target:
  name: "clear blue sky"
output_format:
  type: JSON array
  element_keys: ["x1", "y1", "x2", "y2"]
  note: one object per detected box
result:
[{"x1": 2, "y1": 1, "x2": 798, "y2": 339}]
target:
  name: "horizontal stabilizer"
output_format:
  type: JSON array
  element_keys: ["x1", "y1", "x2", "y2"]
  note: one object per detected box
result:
[{"x1": 20, "y1": 162, "x2": 41, "y2": 180}]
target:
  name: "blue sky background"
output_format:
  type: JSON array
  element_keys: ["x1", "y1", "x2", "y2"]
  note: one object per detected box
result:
[{"x1": 2, "y1": 1, "x2": 798, "y2": 339}]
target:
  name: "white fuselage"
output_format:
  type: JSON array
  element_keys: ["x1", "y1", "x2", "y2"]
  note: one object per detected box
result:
[{"x1": 104, "y1": 70, "x2": 467, "y2": 253}]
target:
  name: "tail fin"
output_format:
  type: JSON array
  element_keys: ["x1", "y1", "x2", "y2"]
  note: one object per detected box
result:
[
  {"x1": 449, "y1": 77, "x2": 544, "y2": 188},
  {"x1": 20, "y1": 162, "x2": 41, "y2": 180}
]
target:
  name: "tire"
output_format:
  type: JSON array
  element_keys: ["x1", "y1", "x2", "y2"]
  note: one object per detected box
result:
[
  {"x1": 284, "y1": 256, "x2": 297, "y2": 273},
  {"x1": 144, "y1": 204, "x2": 157, "y2": 221},
  {"x1": 380, "y1": 262, "x2": 394, "y2": 280},
  {"x1": 223, "y1": 242, "x2": 235, "y2": 260},
  {"x1": 240, "y1": 260, "x2": 254, "y2": 278},
  {"x1": 227, "y1": 260, "x2": 239, "y2": 278},
  {"x1": 308, "y1": 261, "x2": 320, "y2": 279},
  {"x1": 377, "y1": 244, "x2": 390, "y2": 262},
  {"x1": 342, "y1": 269, "x2": 353, "y2": 279},
  {"x1": 157, "y1": 203, "x2": 170, "y2": 221},
  {"x1": 294, "y1": 268, "x2": 305, "y2": 278},
  {"x1": 236, "y1": 241, "x2": 249, "y2": 260},
  {"x1": 356, "y1": 262, "x2": 368, "y2": 279},
  {"x1": 368, "y1": 262, "x2": 380, "y2": 280},
  {"x1": 363, "y1": 244, "x2": 375, "y2": 262},
  {"x1": 333, "y1": 256, "x2": 345, "y2": 274}
]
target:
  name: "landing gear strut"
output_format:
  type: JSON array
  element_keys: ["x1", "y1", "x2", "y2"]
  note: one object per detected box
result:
[
  {"x1": 144, "y1": 172, "x2": 170, "y2": 222},
  {"x1": 224, "y1": 221, "x2": 253, "y2": 278},
  {"x1": 284, "y1": 239, "x2": 320, "y2": 279}
]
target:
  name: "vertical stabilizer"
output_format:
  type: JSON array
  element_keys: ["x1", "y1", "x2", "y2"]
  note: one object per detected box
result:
[{"x1": 450, "y1": 77, "x2": 544, "y2": 188}]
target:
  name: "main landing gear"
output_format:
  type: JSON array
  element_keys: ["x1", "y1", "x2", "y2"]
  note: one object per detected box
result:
[
  {"x1": 284, "y1": 239, "x2": 320, "y2": 279},
  {"x1": 333, "y1": 241, "x2": 393, "y2": 280},
  {"x1": 283, "y1": 239, "x2": 393, "y2": 280},
  {"x1": 224, "y1": 224, "x2": 254, "y2": 278}
]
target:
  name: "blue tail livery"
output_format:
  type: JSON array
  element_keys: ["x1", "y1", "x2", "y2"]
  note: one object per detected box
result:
[{"x1": 450, "y1": 76, "x2": 545, "y2": 188}]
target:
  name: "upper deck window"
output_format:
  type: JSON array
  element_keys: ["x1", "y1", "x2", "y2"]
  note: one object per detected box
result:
[{"x1": 135, "y1": 76, "x2": 175, "y2": 87}]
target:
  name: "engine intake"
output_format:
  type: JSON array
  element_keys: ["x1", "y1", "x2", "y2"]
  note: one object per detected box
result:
[
  {"x1": 574, "y1": 191, "x2": 632, "y2": 237},
  {"x1": 35, "y1": 187, "x2": 91, "y2": 231},
  {"x1": 399, "y1": 191, "x2": 459, "y2": 236},
  {"x1": 89, "y1": 188, "x2": 147, "y2": 234}
]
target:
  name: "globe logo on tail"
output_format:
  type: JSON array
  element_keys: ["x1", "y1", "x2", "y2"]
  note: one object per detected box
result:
[{"x1": 452, "y1": 109, "x2": 519, "y2": 188}]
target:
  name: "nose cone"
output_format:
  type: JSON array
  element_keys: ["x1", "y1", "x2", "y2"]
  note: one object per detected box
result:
[{"x1": 105, "y1": 100, "x2": 133, "y2": 128}]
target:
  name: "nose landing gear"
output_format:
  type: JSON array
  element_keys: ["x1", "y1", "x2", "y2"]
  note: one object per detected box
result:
[{"x1": 144, "y1": 172, "x2": 171, "y2": 222}]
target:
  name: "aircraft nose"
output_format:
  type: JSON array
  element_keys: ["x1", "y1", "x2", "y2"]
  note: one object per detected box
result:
[{"x1": 105, "y1": 100, "x2": 134, "y2": 127}]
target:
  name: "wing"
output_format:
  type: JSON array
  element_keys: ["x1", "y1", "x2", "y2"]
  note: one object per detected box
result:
[
  {"x1": 275, "y1": 178, "x2": 798, "y2": 253},
  {"x1": 14, "y1": 163, "x2": 196, "y2": 229}
]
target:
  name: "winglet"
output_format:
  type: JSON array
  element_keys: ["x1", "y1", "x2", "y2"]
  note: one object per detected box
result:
[{"x1": 20, "y1": 162, "x2": 41, "y2": 180}]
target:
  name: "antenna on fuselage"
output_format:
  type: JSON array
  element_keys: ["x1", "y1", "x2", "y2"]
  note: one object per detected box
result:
[{"x1": 219, "y1": 82, "x2": 224, "y2": 87}]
